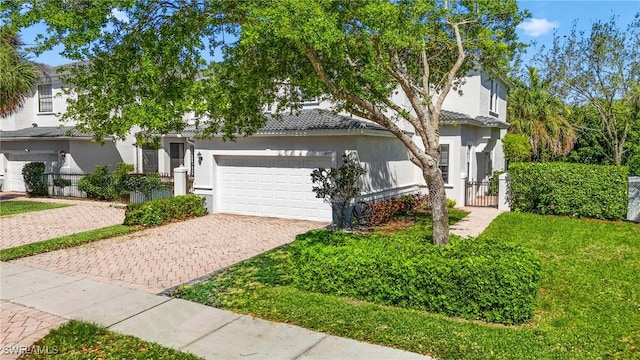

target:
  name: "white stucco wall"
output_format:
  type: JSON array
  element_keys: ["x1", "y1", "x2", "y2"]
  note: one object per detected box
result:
[
  {"x1": 1, "y1": 77, "x2": 74, "y2": 131},
  {"x1": 194, "y1": 133, "x2": 420, "y2": 214}
]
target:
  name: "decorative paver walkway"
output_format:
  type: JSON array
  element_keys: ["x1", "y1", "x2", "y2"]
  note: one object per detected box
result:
[
  {"x1": 0, "y1": 300, "x2": 65, "y2": 360},
  {"x1": 0, "y1": 195, "x2": 125, "y2": 249},
  {"x1": 11, "y1": 214, "x2": 327, "y2": 294}
]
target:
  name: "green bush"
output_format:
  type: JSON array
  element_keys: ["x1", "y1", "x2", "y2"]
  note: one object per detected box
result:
[
  {"x1": 291, "y1": 230, "x2": 541, "y2": 325},
  {"x1": 22, "y1": 162, "x2": 48, "y2": 197},
  {"x1": 53, "y1": 178, "x2": 72, "y2": 187},
  {"x1": 78, "y1": 165, "x2": 114, "y2": 200},
  {"x1": 503, "y1": 133, "x2": 532, "y2": 163},
  {"x1": 365, "y1": 194, "x2": 429, "y2": 226},
  {"x1": 123, "y1": 194, "x2": 207, "y2": 227},
  {"x1": 509, "y1": 162, "x2": 628, "y2": 220}
]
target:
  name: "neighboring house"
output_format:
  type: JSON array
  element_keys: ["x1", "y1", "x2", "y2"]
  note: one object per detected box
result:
[
  {"x1": 192, "y1": 71, "x2": 509, "y2": 221},
  {"x1": 0, "y1": 63, "x2": 508, "y2": 224},
  {"x1": 0, "y1": 64, "x2": 192, "y2": 192}
]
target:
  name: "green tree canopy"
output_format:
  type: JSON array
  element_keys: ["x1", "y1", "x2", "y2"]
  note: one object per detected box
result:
[
  {"x1": 2, "y1": 0, "x2": 527, "y2": 245},
  {"x1": 535, "y1": 15, "x2": 640, "y2": 165},
  {"x1": 507, "y1": 66, "x2": 576, "y2": 161}
]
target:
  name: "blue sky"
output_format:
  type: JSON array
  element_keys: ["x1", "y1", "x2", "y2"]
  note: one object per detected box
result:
[{"x1": 19, "y1": 1, "x2": 640, "y2": 67}]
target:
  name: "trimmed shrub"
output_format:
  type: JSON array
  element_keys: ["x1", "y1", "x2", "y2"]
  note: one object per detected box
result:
[
  {"x1": 503, "y1": 133, "x2": 532, "y2": 163},
  {"x1": 22, "y1": 162, "x2": 48, "y2": 197},
  {"x1": 509, "y1": 162, "x2": 628, "y2": 220},
  {"x1": 78, "y1": 165, "x2": 114, "y2": 200},
  {"x1": 291, "y1": 230, "x2": 541, "y2": 325},
  {"x1": 53, "y1": 178, "x2": 72, "y2": 187},
  {"x1": 123, "y1": 194, "x2": 207, "y2": 227},
  {"x1": 365, "y1": 194, "x2": 429, "y2": 226}
]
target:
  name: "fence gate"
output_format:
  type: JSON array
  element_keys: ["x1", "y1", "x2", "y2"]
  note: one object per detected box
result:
[{"x1": 465, "y1": 181, "x2": 498, "y2": 208}]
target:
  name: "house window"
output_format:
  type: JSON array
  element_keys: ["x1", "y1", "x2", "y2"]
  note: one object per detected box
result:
[
  {"x1": 489, "y1": 80, "x2": 499, "y2": 115},
  {"x1": 38, "y1": 84, "x2": 53, "y2": 113},
  {"x1": 439, "y1": 144, "x2": 449, "y2": 184}
]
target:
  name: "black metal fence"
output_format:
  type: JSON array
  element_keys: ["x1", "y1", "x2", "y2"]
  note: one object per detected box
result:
[
  {"x1": 465, "y1": 180, "x2": 498, "y2": 208},
  {"x1": 42, "y1": 172, "x2": 192, "y2": 203}
]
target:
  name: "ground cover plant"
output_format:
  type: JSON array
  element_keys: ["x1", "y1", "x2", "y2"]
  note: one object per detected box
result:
[
  {"x1": 0, "y1": 200, "x2": 69, "y2": 216},
  {"x1": 174, "y1": 211, "x2": 640, "y2": 359},
  {"x1": 21, "y1": 320, "x2": 201, "y2": 359},
  {"x1": 0, "y1": 225, "x2": 138, "y2": 261}
]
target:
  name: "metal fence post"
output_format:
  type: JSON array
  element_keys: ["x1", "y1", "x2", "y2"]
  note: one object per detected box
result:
[
  {"x1": 498, "y1": 172, "x2": 510, "y2": 211},
  {"x1": 628, "y1": 176, "x2": 640, "y2": 222}
]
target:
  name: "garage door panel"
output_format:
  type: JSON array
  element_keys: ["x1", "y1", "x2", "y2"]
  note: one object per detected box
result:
[{"x1": 217, "y1": 155, "x2": 332, "y2": 221}]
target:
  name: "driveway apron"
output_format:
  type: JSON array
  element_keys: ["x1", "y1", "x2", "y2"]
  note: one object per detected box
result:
[{"x1": 10, "y1": 214, "x2": 327, "y2": 294}]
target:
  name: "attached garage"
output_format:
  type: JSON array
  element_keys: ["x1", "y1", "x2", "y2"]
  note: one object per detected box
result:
[
  {"x1": 5, "y1": 153, "x2": 58, "y2": 192},
  {"x1": 216, "y1": 155, "x2": 333, "y2": 221}
]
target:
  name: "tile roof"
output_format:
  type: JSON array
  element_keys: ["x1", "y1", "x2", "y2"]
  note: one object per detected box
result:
[
  {"x1": 259, "y1": 109, "x2": 388, "y2": 133},
  {"x1": 0, "y1": 126, "x2": 93, "y2": 139}
]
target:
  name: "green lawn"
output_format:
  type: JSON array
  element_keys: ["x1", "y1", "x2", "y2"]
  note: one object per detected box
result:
[
  {"x1": 0, "y1": 200, "x2": 69, "y2": 216},
  {"x1": 22, "y1": 320, "x2": 201, "y2": 359},
  {"x1": 174, "y1": 212, "x2": 640, "y2": 359},
  {"x1": 0, "y1": 225, "x2": 139, "y2": 261}
]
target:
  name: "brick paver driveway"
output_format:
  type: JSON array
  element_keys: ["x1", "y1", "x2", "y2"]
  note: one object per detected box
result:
[
  {"x1": 11, "y1": 214, "x2": 327, "y2": 294},
  {"x1": 1, "y1": 195, "x2": 125, "y2": 249}
]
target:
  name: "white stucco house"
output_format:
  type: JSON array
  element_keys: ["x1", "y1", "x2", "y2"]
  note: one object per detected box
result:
[
  {"x1": 1, "y1": 64, "x2": 507, "y2": 223},
  {"x1": 0, "y1": 64, "x2": 195, "y2": 192},
  {"x1": 191, "y1": 71, "x2": 509, "y2": 221}
]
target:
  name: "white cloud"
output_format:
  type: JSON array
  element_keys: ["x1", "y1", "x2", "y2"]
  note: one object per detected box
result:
[
  {"x1": 110, "y1": 8, "x2": 129, "y2": 23},
  {"x1": 517, "y1": 18, "x2": 559, "y2": 37}
]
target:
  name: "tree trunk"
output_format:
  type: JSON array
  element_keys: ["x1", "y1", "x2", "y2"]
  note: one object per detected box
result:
[{"x1": 423, "y1": 166, "x2": 450, "y2": 246}]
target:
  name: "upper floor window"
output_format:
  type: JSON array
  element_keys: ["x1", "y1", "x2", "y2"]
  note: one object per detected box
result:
[
  {"x1": 439, "y1": 144, "x2": 449, "y2": 184},
  {"x1": 38, "y1": 84, "x2": 53, "y2": 113},
  {"x1": 489, "y1": 80, "x2": 499, "y2": 115}
]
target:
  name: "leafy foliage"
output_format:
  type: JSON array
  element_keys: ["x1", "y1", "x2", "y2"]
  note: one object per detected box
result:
[
  {"x1": 507, "y1": 66, "x2": 575, "y2": 161},
  {"x1": 78, "y1": 163, "x2": 167, "y2": 201},
  {"x1": 123, "y1": 194, "x2": 207, "y2": 227},
  {"x1": 290, "y1": 229, "x2": 541, "y2": 325},
  {"x1": 1, "y1": 0, "x2": 529, "y2": 246},
  {"x1": 503, "y1": 133, "x2": 532, "y2": 163},
  {"x1": 311, "y1": 153, "x2": 366, "y2": 228},
  {"x1": 364, "y1": 194, "x2": 429, "y2": 227},
  {"x1": 0, "y1": 30, "x2": 38, "y2": 117},
  {"x1": 509, "y1": 162, "x2": 629, "y2": 220},
  {"x1": 52, "y1": 178, "x2": 72, "y2": 187},
  {"x1": 536, "y1": 15, "x2": 640, "y2": 165},
  {"x1": 78, "y1": 165, "x2": 113, "y2": 200},
  {"x1": 21, "y1": 162, "x2": 48, "y2": 197}
]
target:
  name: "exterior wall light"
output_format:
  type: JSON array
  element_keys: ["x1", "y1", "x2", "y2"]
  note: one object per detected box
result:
[{"x1": 197, "y1": 152, "x2": 203, "y2": 165}]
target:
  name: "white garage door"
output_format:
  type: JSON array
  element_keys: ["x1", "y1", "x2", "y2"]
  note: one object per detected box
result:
[
  {"x1": 217, "y1": 156, "x2": 332, "y2": 221},
  {"x1": 7, "y1": 154, "x2": 57, "y2": 192}
]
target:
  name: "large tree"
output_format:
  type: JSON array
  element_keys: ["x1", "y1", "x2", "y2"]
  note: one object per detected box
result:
[
  {"x1": 0, "y1": 31, "x2": 39, "y2": 117},
  {"x1": 507, "y1": 66, "x2": 576, "y2": 161},
  {"x1": 2, "y1": 0, "x2": 526, "y2": 245},
  {"x1": 536, "y1": 15, "x2": 640, "y2": 165}
]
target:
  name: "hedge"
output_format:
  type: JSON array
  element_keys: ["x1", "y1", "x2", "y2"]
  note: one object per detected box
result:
[
  {"x1": 509, "y1": 162, "x2": 628, "y2": 220},
  {"x1": 290, "y1": 230, "x2": 541, "y2": 325},
  {"x1": 123, "y1": 194, "x2": 207, "y2": 227}
]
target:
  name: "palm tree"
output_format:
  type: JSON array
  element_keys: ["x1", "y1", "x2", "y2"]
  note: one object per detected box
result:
[
  {"x1": 508, "y1": 66, "x2": 576, "y2": 161},
  {"x1": 0, "y1": 32, "x2": 39, "y2": 117}
]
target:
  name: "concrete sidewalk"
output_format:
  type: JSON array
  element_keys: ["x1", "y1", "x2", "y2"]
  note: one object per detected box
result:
[
  {"x1": 1, "y1": 262, "x2": 431, "y2": 360},
  {"x1": 449, "y1": 207, "x2": 504, "y2": 238}
]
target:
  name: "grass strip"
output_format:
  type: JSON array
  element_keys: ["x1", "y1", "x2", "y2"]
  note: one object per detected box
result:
[
  {"x1": 21, "y1": 320, "x2": 201, "y2": 359},
  {"x1": 0, "y1": 225, "x2": 139, "y2": 261},
  {"x1": 0, "y1": 200, "x2": 69, "y2": 216}
]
